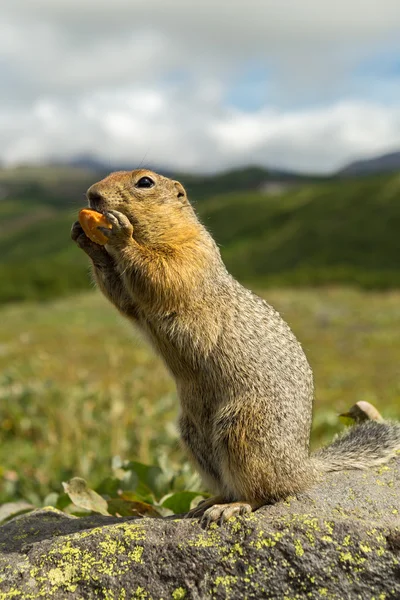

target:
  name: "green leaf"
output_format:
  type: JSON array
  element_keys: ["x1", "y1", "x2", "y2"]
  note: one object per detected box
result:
[
  {"x1": 161, "y1": 492, "x2": 204, "y2": 515},
  {"x1": 56, "y1": 493, "x2": 72, "y2": 510},
  {"x1": 108, "y1": 497, "x2": 162, "y2": 518},
  {"x1": 111, "y1": 455, "x2": 123, "y2": 470},
  {"x1": 121, "y1": 485, "x2": 154, "y2": 505},
  {"x1": 43, "y1": 492, "x2": 59, "y2": 508},
  {"x1": 119, "y1": 470, "x2": 139, "y2": 493},
  {"x1": 123, "y1": 461, "x2": 169, "y2": 498},
  {"x1": 62, "y1": 477, "x2": 110, "y2": 516},
  {"x1": 95, "y1": 477, "x2": 122, "y2": 497}
]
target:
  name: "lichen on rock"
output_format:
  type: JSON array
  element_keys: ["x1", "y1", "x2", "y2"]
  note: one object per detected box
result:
[{"x1": 0, "y1": 458, "x2": 399, "y2": 599}]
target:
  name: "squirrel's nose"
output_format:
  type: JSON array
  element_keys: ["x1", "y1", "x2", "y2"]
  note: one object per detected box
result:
[{"x1": 86, "y1": 185, "x2": 105, "y2": 210}]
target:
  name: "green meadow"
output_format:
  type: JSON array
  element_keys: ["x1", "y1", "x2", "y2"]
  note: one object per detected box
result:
[
  {"x1": 1, "y1": 288, "x2": 399, "y2": 510},
  {"x1": 0, "y1": 166, "x2": 400, "y2": 515}
]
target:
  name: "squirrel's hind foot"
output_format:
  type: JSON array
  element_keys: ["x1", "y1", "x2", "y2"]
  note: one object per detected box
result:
[
  {"x1": 200, "y1": 502, "x2": 252, "y2": 527},
  {"x1": 186, "y1": 497, "x2": 253, "y2": 527}
]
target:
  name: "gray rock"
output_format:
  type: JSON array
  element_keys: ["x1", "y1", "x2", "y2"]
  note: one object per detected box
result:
[{"x1": 0, "y1": 458, "x2": 399, "y2": 599}]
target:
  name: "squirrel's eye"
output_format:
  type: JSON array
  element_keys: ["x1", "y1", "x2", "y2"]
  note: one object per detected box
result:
[{"x1": 136, "y1": 176, "x2": 155, "y2": 189}]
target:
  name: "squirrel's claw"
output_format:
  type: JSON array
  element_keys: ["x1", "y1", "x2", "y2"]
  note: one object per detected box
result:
[
  {"x1": 200, "y1": 502, "x2": 252, "y2": 528},
  {"x1": 101, "y1": 210, "x2": 134, "y2": 245},
  {"x1": 71, "y1": 221, "x2": 86, "y2": 243}
]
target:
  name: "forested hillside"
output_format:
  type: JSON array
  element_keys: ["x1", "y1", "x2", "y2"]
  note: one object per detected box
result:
[{"x1": 0, "y1": 166, "x2": 399, "y2": 302}]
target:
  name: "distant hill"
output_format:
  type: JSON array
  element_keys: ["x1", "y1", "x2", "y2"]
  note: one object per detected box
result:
[
  {"x1": 64, "y1": 157, "x2": 314, "y2": 199},
  {"x1": 64, "y1": 155, "x2": 174, "y2": 178},
  {"x1": 1, "y1": 165, "x2": 400, "y2": 302},
  {"x1": 338, "y1": 150, "x2": 400, "y2": 177},
  {"x1": 0, "y1": 162, "x2": 315, "y2": 205}
]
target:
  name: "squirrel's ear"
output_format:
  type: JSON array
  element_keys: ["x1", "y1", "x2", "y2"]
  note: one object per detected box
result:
[{"x1": 173, "y1": 181, "x2": 186, "y2": 200}]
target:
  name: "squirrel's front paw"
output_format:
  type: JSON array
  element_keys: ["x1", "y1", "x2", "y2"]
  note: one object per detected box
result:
[
  {"x1": 71, "y1": 221, "x2": 111, "y2": 267},
  {"x1": 99, "y1": 210, "x2": 134, "y2": 247}
]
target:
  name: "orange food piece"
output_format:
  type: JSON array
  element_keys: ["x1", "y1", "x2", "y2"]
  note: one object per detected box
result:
[{"x1": 78, "y1": 209, "x2": 112, "y2": 245}]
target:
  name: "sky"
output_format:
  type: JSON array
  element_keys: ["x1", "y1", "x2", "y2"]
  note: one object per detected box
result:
[{"x1": 2, "y1": 0, "x2": 400, "y2": 174}]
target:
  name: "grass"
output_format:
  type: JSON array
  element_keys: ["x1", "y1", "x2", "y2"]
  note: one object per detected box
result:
[{"x1": 1, "y1": 287, "x2": 399, "y2": 507}]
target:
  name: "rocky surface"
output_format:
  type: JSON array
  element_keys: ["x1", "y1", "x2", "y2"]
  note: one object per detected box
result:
[{"x1": 0, "y1": 458, "x2": 399, "y2": 599}]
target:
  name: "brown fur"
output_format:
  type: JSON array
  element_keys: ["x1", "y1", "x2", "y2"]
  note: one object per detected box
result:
[{"x1": 71, "y1": 168, "x2": 400, "y2": 523}]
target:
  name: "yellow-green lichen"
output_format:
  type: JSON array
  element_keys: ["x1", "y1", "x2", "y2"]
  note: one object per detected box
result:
[
  {"x1": 99, "y1": 537, "x2": 126, "y2": 557},
  {"x1": 223, "y1": 542, "x2": 244, "y2": 561},
  {"x1": 323, "y1": 521, "x2": 334, "y2": 535},
  {"x1": 294, "y1": 539, "x2": 304, "y2": 557},
  {"x1": 128, "y1": 546, "x2": 144, "y2": 563},
  {"x1": 343, "y1": 535, "x2": 351, "y2": 546},
  {"x1": 17, "y1": 522, "x2": 150, "y2": 597},
  {"x1": 172, "y1": 588, "x2": 186, "y2": 599},
  {"x1": 251, "y1": 530, "x2": 284, "y2": 550},
  {"x1": 187, "y1": 528, "x2": 221, "y2": 549},
  {"x1": 133, "y1": 587, "x2": 150, "y2": 599},
  {"x1": 0, "y1": 590, "x2": 23, "y2": 600},
  {"x1": 213, "y1": 575, "x2": 237, "y2": 597}
]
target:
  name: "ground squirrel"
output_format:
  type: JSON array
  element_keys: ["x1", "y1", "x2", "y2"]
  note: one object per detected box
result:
[{"x1": 71, "y1": 169, "x2": 400, "y2": 525}]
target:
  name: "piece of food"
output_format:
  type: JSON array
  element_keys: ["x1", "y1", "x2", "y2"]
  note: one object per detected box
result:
[{"x1": 78, "y1": 209, "x2": 112, "y2": 245}]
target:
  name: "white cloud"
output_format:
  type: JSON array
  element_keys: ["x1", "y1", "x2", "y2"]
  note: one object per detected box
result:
[
  {"x1": 1, "y1": 0, "x2": 400, "y2": 171},
  {"x1": 3, "y1": 89, "x2": 400, "y2": 173}
]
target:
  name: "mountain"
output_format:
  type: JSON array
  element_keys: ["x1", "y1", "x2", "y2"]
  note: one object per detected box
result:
[
  {"x1": 64, "y1": 158, "x2": 315, "y2": 199},
  {"x1": 0, "y1": 162, "x2": 316, "y2": 207},
  {"x1": 338, "y1": 150, "x2": 400, "y2": 177},
  {"x1": 65, "y1": 154, "x2": 173, "y2": 177}
]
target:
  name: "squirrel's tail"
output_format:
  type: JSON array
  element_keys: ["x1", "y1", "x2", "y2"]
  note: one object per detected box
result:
[{"x1": 312, "y1": 420, "x2": 400, "y2": 473}]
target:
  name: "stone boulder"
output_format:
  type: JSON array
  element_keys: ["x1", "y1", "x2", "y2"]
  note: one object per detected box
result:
[{"x1": 0, "y1": 459, "x2": 399, "y2": 599}]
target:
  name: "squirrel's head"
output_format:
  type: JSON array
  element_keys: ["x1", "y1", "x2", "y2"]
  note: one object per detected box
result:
[{"x1": 86, "y1": 169, "x2": 200, "y2": 248}]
